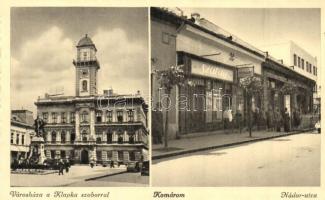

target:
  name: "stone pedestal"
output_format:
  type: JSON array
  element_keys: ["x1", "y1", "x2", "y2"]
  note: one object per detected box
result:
[{"x1": 29, "y1": 136, "x2": 46, "y2": 164}]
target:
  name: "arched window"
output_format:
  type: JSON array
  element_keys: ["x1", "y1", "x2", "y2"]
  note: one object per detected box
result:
[
  {"x1": 81, "y1": 111, "x2": 89, "y2": 123},
  {"x1": 51, "y1": 131, "x2": 56, "y2": 144},
  {"x1": 61, "y1": 131, "x2": 66, "y2": 144},
  {"x1": 96, "y1": 111, "x2": 102, "y2": 123},
  {"x1": 82, "y1": 80, "x2": 88, "y2": 91}
]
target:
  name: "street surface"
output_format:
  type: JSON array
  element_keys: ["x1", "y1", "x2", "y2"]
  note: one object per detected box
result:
[
  {"x1": 11, "y1": 165, "x2": 149, "y2": 187},
  {"x1": 152, "y1": 132, "x2": 320, "y2": 186}
]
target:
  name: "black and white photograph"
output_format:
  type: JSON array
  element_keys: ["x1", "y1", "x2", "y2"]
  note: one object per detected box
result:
[
  {"x1": 151, "y1": 7, "x2": 321, "y2": 186},
  {"x1": 10, "y1": 7, "x2": 149, "y2": 187}
]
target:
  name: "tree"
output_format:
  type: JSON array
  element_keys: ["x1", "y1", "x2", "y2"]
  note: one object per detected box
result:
[
  {"x1": 154, "y1": 65, "x2": 186, "y2": 148},
  {"x1": 239, "y1": 76, "x2": 263, "y2": 137}
]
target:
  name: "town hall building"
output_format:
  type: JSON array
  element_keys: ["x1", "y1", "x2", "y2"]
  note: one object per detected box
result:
[{"x1": 35, "y1": 34, "x2": 148, "y2": 164}]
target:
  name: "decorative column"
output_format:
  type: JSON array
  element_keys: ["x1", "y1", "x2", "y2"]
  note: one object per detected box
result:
[
  {"x1": 90, "y1": 109, "x2": 95, "y2": 141},
  {"x1": 124, "y1": 130, "x2": 128, "y2": 143},
  {"x1": 46, "y1": 131, "x2": 51, "y2": 143},
  {"x1": 102, "y1": 110, "x2": 106, "y2": 123},
  {"x1": 75, "y1": 110, "x2": 80, "y2": 141},
  {"x1": 102, "y1": 130, "x2": 107, "y2": 142},
  {"x1": 66, "y1": 130, "x2": 71, "y2": 143},
  {"x1": 56, "y1": 131, "x2": 61, "y2": 143}
]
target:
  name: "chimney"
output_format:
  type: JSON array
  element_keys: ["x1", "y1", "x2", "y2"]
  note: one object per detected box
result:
[
  {"x1": 191, "y1": 13, "x2": 201, "y2": 24},
  {"x1": 104, "y1": 88, "x2": 113, "y2": 96}
]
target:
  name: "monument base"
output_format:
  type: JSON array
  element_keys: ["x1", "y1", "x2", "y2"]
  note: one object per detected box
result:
[{"x1": 29, "y1": 136, "x2": 46, "y2": 165}]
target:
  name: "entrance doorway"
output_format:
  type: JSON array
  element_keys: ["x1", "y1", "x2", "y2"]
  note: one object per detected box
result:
[{"x1": 80, "y1": 149, "x2": 89, "y2": 164}]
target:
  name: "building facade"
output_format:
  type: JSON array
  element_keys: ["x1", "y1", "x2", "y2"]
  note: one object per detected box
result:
[
  {"x1": 35, "y1": 35, "x2": 149, "y2": 164},
  {"x1": 10, "y1": 110, "x2": 34, "y2": 163},
  {"x1": 151, "y1": 7, "x2": 317, "y2": 141}
]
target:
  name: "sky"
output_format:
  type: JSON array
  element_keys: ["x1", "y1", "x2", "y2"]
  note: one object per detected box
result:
[
  {"x1": 181, "y1": 8, "x2": 320, "y2": 60},
  {"x1": 11, "y1": 7, "x2": 148, "y2": 114}
]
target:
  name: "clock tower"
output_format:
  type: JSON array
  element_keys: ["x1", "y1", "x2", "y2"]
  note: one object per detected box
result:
[{"x1": 73, "y1": 34, "x2": 100, "y2": 96}]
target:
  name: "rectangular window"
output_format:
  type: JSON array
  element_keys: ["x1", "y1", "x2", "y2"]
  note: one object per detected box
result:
[
  {"x1": 129, "y1": 151, "x2": 135, "y2": 161},
  {"x1": 298, "y1": 57, "x2": 301, "y2": 68},
  {"x1": 301, "y1": 59, "x2": 304, "y2": 69},
  {"x1": 106, "y1": 111, "x2": 113, "y2": 122},
  {"x1": 61, "y1": 112, "x2": 66, "y2": 123},
  {"x1": 11, "y1": 133, "x2": 14, "y2": 144},
  {"x1": 162, "y1": 32, "x2": 170, "y2": 44},
  {"x1": 305, "y1": 61, "x2": 308, "y2": 70},
  {"x1": 316, "y1": 67, "x2": 317, "y2": 76},
  {"x1": 51, "y1": 150, "x2": 55, "y2": 159},
  {"x1": 22, "y1": 135, "x2": 25, "y2": 145},
  {"x1": 107, "y1": 151, "x2": 112, "y2": 160},
  {"x1": 70, "y1": 112, "x2": 75, "y2": 123},
  {"x1": 42, "y1": 112, "x2": 48, "y2": 123},
  {"x1": 293, "y1": 54, "x2": 297, "y2": 66},
  {"x1": 127, "y1": 110, "x2": 134, "y2": 122},
  {"x1": 117, "y1": 111, "x2": 123, "y2": 122},
  {"x1": 52, "y1": 112, "x2": 57, "y2": 123},
  {"x1": 16, "y1": 134, "x2": 19, "y2": 145},
  {"x1": 118, "y1": 151, "x2": 123, "y2": 161}
]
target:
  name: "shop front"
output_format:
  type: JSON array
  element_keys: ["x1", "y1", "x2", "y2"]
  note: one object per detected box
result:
[{"x1": 177, "y1": 52, "x2": 237, "y2": 134}]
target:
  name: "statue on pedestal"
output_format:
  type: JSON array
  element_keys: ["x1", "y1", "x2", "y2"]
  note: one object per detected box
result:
[{"x1": 28, "y1": 116, "x2": 47, "y2": 165}]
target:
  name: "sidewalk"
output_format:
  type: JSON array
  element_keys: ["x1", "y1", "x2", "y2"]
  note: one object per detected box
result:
[
  {"x1": 11, "y1": 165, "x2": 126, "y2": 187},
  {"x1": 152, "y1": 128, "x2": 314, "y2": 160}
]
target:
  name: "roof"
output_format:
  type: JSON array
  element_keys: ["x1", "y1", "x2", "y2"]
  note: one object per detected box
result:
[{"x1": 77, "y1": 34, "x2": 97, "y2": 50}]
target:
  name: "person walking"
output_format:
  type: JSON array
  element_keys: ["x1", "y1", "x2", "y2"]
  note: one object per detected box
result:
[
  {"x1": 283, "y1": 108, "x2": 291, "y2": 132},
  {"x1": 223, "y1": 108, "x2": 233, "y2": 134},
  {"x1": 64, "y1": 159, "x2": 70, "y2": 173},
  {"x1": 58, "y1": 159, "x2": 64, "y2": 175},
  {"x1": 275, "y1": 108, "x2": 282, "y2": 132},
  {"x1": 110, "y1": 160, "x2": 114, "y2": 168}
]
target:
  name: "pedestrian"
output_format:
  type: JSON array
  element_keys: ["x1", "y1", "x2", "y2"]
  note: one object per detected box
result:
[
  {"x1": 90, "y1": 160, "x2": 94, "y2": 168},
  {"x1": 223, "y1": 107, "x2": 233, "y2": 134},
  {"x1": 64, "y1": 159, "x2": 70, "y2": 173},
  {"x1": 58, "y1": 159, "x2": 64, "y2": 175},
  {"x1": 110, "y1": 160, "x2": 114, "y2": 168},
  {"x1": 275, "y1": 108, "x2": 282, "y2": 132},
  {"x1": 283, "y1": 108, "x2": 291, "y2": 132},
  {"x1": 235, "y1": 110, "x2": 242, "y2": 134}
]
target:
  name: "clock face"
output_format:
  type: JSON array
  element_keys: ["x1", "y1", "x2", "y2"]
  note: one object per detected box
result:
[{"x1": 81, "y1": 69, "x2": 89, "y2": 78}]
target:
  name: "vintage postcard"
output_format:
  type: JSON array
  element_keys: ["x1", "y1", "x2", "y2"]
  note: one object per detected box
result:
[{"x1": 0, "y1": 1, "x2": 324, "y2": 200}]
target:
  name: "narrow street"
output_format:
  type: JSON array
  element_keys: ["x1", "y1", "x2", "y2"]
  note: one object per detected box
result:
[{"x1": 152, "y1": 133, "x2": 320, "y2": 186}]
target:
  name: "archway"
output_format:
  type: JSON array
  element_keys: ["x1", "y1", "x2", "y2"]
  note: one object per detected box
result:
[{"x1": 80, "y1": 149, "x2": 89, "y2": 164}]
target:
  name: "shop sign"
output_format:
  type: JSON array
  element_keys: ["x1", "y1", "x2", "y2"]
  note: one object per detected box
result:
[
  {"x1": 237, "y1": 66, "x2": 254, "y2": 79},
  {"x1": 191, "y1": 59, "x2": 233, "y2": 82}
]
